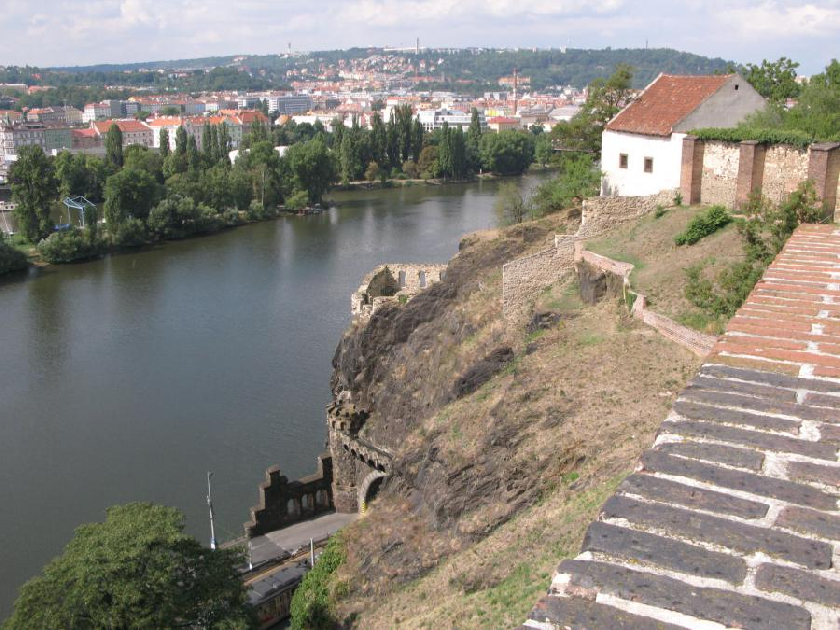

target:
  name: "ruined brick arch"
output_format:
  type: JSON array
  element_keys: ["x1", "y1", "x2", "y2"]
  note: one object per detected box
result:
[{"x1": 358, "y1": 470, "x2": 388, "y2": 513}]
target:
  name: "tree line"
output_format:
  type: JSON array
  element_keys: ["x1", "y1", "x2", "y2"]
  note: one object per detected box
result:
[{"x1": 5, "y1": 110, "x2": 546, "y2": 269}]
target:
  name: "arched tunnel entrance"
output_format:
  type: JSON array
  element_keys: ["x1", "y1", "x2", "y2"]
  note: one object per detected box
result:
[{"x1": 358, "y1": 470, "x2": 388, "y2": 515}]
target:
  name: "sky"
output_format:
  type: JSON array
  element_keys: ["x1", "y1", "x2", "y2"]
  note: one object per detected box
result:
[{"x1": 0, "y1": 0, "x2": 838, "y2": 74}]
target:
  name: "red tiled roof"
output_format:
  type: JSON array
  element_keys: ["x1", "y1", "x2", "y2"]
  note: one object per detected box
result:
[
  {"x1": 488, "y1": 116, "x2": 519, "y2": 124},
  {"x1": 93, "y1": 120, "x2": 151, "y2": 134},
  {"x1": 606, "y1": 74, "x2": 732, "y2": 137}
]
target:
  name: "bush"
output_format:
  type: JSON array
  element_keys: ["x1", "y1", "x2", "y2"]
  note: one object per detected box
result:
[
  {"x1": 673, "y1": 191, "x2": 683, "y2": 207},
  {"x1": 684, "y1": 182, "x2": 824, "y2": 318},
  {"x1": 287, "y1": 190, "x2": 309, "y2": 212},
  {"x1": 221, "y1": 208, "x2": 240, "y2": 226},
  {"x1": 113, "y1": 218, "x2": 148, "y2": 247},
  {"x1": 691, "y1": 126, "x2": 816, "y2": 149},
  {"x1": 0, "y1": 239, "x2": 28, "y2": 275},
  {"x1": 654, "y1": 204, "x2": 667, "y2": 219},
  {"x1": 37, "y1": 230, "x2": 105, "y2": 264},
  {"x1": 290, "y1": 536, "x2": 345, "y2": 630},
  {"x1": 674, "y1": 205, "x2": 731, "y2": 245},
  {"x1": 531, "y1": 154, "x2": 601, "y2": 218}
]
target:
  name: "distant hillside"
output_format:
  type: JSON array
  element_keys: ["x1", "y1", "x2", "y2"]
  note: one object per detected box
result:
[{"x1": 1, "y1": 47, "x2": 734, "y2": 95}]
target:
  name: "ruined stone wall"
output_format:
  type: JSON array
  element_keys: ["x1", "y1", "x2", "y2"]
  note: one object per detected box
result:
[
  {"x1": 578, "y1": 189, "x2": 677, "y2": 239},
  {"x1": 502, "y1": 235, "x2": 577, "y2": 320},
  {"x1": 700, "y1": 141, "x2": 740, "y2": 207},
  {"x1": 576, "y1": 249, "x2": 716, "y2": 357},
  {"x1": 631, "y1": 295, "x2": 717, "y2": 356},
  {"x1": 244, "y1": 453, "x2": 334, "y2": 537},
  {"x1": 351, "y1": 263, "x2": 448, "y2": 320},
  {"x1": 758, "y1": 145, "x2": 809, "y2": 206}
]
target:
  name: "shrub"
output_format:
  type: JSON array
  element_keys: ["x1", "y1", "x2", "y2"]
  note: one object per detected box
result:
[
  {"x1": 654, "y1": 204, "x2": 667, "y2": 219},
  {"x1": 684, "y1": 182, "x2": 824, "y2": 318},
  {"x1": 401, "y1": 160, "x2": 419, "y2": 179},
  {"x1": 37, "y1": 230, "x2": 105, "y2": 264},
  {"x1": 674, "y1": 205, "x2": 731, "y2": 245},
  {"x1": 113, "y1": 218, "x2": 148, "y2": 247},
  {"x1": 290, "y1": 536, "x2": 345, "y2": 630},
  {"x1": 287, "y1": 190, "x2": 309, "y2": 212},
  {"x1": 0, "y1": 239, "x2": 28, "y2": 275},
  {"x1": 221, "y1": 208, "x2": 240, "y2": 226},
  {"x1": 673, "y1": 191, "x2": 683, "y2": 207},
  {"x1": 691, "y1": 126, "x2": 815, "y2": 149}
]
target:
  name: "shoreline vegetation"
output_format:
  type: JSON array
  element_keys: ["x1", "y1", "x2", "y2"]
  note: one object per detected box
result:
[{"x1": 0, "y1": 167, "x2": 560, "y2": 276}]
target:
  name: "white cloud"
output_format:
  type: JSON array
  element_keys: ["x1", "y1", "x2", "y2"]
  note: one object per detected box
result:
[
  {"x1": 724, "y1": 1, "x2": 840, "y2": 37},
  {"x1": 0, "y1": 0, "x2": 836, "y2": 73}
]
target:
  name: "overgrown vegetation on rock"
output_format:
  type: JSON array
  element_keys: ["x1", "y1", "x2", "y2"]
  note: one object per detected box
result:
[{"x1": 290, "y1": 535, "x2": 346, "y2": 630}]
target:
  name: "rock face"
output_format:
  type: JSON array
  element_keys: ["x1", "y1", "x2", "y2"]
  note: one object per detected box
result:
[{"x1": 328, "y1": 223, "x2": 556, "y2": 583}]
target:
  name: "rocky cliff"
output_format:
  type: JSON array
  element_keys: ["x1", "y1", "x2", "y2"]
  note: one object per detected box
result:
[{"x1": 326, "y1": 214, "x2": 702, "y2": 627}]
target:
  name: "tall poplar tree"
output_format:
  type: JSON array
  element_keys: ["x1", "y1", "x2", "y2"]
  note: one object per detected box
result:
[
  {"x1": 105, "y1": 123, "x2": 123, "y2": 169},
  {"x1": 9, "y1": 145, "x2": 58, "y2": 241}
]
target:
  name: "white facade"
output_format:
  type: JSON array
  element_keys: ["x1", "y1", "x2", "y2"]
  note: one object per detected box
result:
[
  {"x1": 601, "y1": 130, "x2": 685, "y2": 197},
  {"x1": 417, "y1": 108, "x2": 483, "y2": 132}
]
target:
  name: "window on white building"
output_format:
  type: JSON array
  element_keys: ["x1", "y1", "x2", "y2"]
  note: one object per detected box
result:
[
  {"x1": 644, "y1": 157, "x2": 653, "y2": 173},
  {"x1": 619, "y1": 153, "x2": 628, "y2": 169}
]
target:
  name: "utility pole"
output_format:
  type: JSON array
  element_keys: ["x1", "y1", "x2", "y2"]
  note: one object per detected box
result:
[
  {"x1": 310, "y1": 537, "x2": 315, "y2": 567},
  {"x1": 207, "y1": 471, "x2": 218, "y2": 550}
]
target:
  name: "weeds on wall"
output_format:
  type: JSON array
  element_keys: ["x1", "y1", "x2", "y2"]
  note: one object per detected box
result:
[
  {"x1": 684, "y1": 181, "x2": 824, "y2": 318},
  {"x1": 674, "y1": 205, "x2": 732, "y2": 246},
  {"x1": 673, "y1": 191, "x2": 683, "y2": 207}
]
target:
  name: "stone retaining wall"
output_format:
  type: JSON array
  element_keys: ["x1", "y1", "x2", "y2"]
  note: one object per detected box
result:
[
  {"x1": 578, "y1": 189, "x2": 677, "y2": 239},
  {"x1": 579, "y1": 249, "x2": 717, "y2": 357},
  {"x1": 502, "y1": 235, "x2": 577, "y2": 320},
  {"x1": 700, "y1": 140, "x2": 740, "y2": 207}
]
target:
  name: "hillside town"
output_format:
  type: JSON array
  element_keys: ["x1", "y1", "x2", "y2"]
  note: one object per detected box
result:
[{"x1": 0, "y1": 54, "x2": 588, "y2": 182}]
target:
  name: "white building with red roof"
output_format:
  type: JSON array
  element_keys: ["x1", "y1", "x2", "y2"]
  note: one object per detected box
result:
[
  {"x1": 601, "y1": 73, "x2": 765, "y2": 197},
  {"x1": 91, "y1": 120, "x2": 154, "y2": 148}
]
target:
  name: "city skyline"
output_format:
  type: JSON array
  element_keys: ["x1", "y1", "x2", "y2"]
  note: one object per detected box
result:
[{"x1": 1, "y1": 0, "x2": 838, "y2": 75}]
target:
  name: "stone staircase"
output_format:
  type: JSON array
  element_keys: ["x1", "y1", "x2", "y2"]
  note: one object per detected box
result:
[{"x1": 523, "y1": 224, "x2": 840, "y2": 629}]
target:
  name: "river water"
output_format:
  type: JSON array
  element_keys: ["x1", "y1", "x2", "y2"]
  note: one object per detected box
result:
[{"x1": 0, "y1": 173, "x2": 550, "y2": 615}]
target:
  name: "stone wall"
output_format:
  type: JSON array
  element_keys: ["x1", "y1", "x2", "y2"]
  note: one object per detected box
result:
[
  {"x1": 699, "y1": 141, "x2": 740, "y2": 207},
  {"x1": 684, "y1": 137, "x2": 839, "y2": 218},
  {"x1": 502, "y1": 235, "x2": 577, "y2": 320},
  {"x1": 351, "y1": 263, "x2": 448, "y2": 321},
  {"x1": 762, "y1": 145, "x2": 810, "y2": 205},
  {"x1": 631, "y1": 294, "x2": 717, "y2": 356},
  {"x1": 578, "y1": 189, "x2": 677, "y2": 239},
  {"x1": 578, "y1": 248, "x2": 716, "y2": 357},
  {"x1": 244, "y1": 452, "x2": 334, "y2": 537}
]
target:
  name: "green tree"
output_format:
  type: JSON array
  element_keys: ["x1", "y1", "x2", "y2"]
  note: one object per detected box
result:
[
  {"x1": 466, "y1": 108, "x2": 483, "y2": 170},
  {"x1": 551, "y1": 64, "x2": 634, "y2": 155},
  {"x1": 480, "y1": 130, "x2": 535, "y2": 175},
  {"x1": 535, "y1": 134, "x2": 553, "y2": 167},
  {"x1": 370, "y1": 112, "x2": 388, "y2": 170},
  {"x1": 495, "y1": 181, "x2": 530, "y2": 225},
  {"x1": 4, "y1": 503, "x2": 253, "y2": 629},
  {"x1": 123, "y1": 145, "x2": 164, "y2": 183},
  {"x1": 104, "y1": 123, "x2": 123, "y2": 169},
  {"x1": 744, "y1": 57, "x2": 801, "y2": 103},
  {"x1": 437, "y1": 122, "x2": 452, "y2": 180},
  {"x1": 531, "y1": 154, "x2": 601, "y2": 216},
  {"x1": 284, "y1": 138, "x2": 337, "y2": 205},
  {"x1": 9, "y1": 145, "x2": 57, "y2": 242},
  {"x1": 103, "y1": 167, "x2": 159, "y2": 231},
  {"x1": 54, "y1": 151, "x2": 88, "y2": 199},
  {"x1": 159, "y1": 127, "x2": 170, "y2": 158}
]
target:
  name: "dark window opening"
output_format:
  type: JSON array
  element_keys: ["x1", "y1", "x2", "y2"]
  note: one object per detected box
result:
[
  {"x1": 734, "y1": 84, "x2": 740, "y2": 90},
  {"x1": 619, "y1": 153, "x2": 628, "y2": 169},
  {"x1": 644, "y1": 157, "x2": 653, "y2": 173}
]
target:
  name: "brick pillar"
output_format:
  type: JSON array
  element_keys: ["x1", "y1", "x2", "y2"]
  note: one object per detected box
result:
[
  {"x1": 680, "y1": 136, "x2": 704, "y2": 205},
  {"x1": 807, "y1": 142, "x2": 840, "y2": 221},
  {"x1": 735, "y1": 140, "x2": 767, "y2": 209}
]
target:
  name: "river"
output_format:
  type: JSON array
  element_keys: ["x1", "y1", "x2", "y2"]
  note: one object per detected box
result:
[{"x1": 0, "y1": 173, "x2": 551, "y2": 615}]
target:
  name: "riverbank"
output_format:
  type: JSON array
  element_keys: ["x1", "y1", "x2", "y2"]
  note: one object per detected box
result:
[{"x1": 330, "y1": 165, "x2": 559, "y2": 192}]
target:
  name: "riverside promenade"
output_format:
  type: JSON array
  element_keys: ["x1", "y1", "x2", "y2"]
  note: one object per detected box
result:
[{"x1": 525, "y1": 224, "x2": 840, "y2": 629}]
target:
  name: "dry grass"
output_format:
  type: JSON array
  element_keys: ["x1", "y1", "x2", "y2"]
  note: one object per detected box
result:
[
  {"x1": 334, "y1": 272, "x2": 700, "y2": 628},
  {"x1": 585, "y1": 205, "x2": 743, "y2": 334}
]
